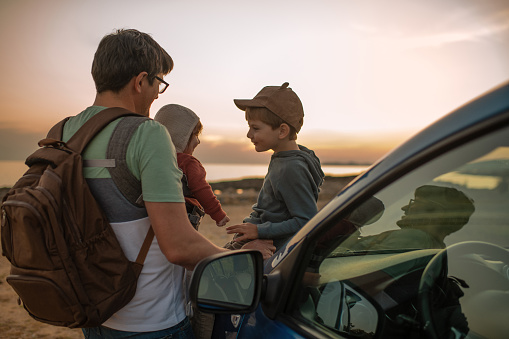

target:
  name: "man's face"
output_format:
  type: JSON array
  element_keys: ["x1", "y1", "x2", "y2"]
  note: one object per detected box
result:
[{"x1": 139, "y1": 73, "x2": 164, "y2": 116}]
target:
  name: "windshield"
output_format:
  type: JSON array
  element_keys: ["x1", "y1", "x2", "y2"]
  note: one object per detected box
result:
[
  {"x1": 331, "y1": 128, "x2": 509, "y2": 256},
  {"x1": 294, "y1": 124, "x2": 509, "y2": 339}
]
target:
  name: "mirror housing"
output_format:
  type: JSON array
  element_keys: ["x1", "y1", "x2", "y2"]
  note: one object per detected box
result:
[{"x1": 190, "y1": 250, "x2": 264, "y2": 314}]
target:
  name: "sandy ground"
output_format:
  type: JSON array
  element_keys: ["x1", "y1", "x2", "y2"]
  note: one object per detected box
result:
[{"x1": 0, "y1": 176, "x2": 352, "y2": 338}]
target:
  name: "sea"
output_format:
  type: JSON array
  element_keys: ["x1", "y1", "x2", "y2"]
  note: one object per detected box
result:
[{"x1": 0, "y1": 160, "x2": 368, "y2": 188}]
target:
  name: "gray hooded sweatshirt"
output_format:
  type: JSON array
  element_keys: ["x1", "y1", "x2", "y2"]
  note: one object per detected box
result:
[{"x1": 244, "y1": 145, "x2": 325, "y2": 250}]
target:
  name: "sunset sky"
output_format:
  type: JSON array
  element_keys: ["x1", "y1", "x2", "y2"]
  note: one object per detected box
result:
[{"x1": 1, "y1": 0, "x2": 508, "y2": 165}]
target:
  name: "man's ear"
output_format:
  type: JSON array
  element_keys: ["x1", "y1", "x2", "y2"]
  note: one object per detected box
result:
[
  {"x1": 279, "y1": 123, "x2": 290, "y2": 139},
  {"x1": 133, "y1": 72, "x2": 148, "y2": 93}
]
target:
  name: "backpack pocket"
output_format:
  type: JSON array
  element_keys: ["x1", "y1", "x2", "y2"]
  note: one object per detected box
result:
[
  {"x1": 2, "y1": 197, "x2": 58, "y2": 270},
  {"x1": 6, "y1": 267, "x2": 84, "y2": 327}
]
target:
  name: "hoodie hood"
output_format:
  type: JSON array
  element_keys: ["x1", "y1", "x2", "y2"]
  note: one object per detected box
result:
[{"x1": 273, "y1": 145, "x2": 325, "y2": 192}]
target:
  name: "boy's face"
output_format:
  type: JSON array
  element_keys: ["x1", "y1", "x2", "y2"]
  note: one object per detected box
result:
[{"x1": 246, "y1": 119, "x2": 281, "y2": 152}]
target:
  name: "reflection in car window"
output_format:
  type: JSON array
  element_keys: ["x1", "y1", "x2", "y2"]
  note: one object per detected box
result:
[{"x1": 294, "y1": 125, "x2": 509, "y2": 338}]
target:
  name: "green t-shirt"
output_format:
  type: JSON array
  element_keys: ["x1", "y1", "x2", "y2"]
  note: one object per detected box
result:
[{"x1": 62, "y1": 106, "x2": 184, "y2": 202}]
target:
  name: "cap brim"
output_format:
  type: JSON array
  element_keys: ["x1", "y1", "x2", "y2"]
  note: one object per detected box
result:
[{"x1": 234, "y1": 99, "x2": 265, "y2": 111}]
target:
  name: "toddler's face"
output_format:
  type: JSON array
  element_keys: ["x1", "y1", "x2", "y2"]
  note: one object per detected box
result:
[
  {"x1": 183, "y1": 133, "x2": 200, "y2": 155},
  {"x1": 246, "y1": 119, "x2": 281, "y2": 153}
]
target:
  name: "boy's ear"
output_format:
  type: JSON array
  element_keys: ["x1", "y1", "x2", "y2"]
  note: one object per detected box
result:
[{"x1": 278, "y1": 123, "x2": 290, "y2": 139}]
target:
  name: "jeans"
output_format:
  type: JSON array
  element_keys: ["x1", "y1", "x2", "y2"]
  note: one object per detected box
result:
[{"x1": 82, "y1": 317, "x2": 195, "y2": 339}]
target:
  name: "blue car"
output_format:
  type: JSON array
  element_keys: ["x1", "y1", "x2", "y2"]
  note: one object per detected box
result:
[{"x1": 190, "y1": 81, "x2": 509, "y2": 339}]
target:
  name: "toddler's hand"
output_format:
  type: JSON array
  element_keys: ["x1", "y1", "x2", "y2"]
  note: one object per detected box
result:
[{"x1": 216, "y1": 215, "x2": 230, "y2": 227}]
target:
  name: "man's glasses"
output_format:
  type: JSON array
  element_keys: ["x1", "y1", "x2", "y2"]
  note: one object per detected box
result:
[{"x1": 154, "y1": 76, "x2": 169, "y2": 94}]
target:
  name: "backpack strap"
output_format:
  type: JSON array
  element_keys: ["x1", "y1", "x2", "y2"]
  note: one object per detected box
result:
[
  {"x1": 46, "y1": 107, "x2": 140, "y2": 151},
  {"x1": 47, "y1": 117, "x2": 70, "y2": 140},
  {"x1": 68, "y1": 107, "x2": 143, "y2": 153},
  {"x1": 135, "y1": 227, "x2": 155, "y2": 265},
  {"x1": 46, "y1": 107, "x2": 154, "y2": 262},
  {"x1": 47, "y1": 108, "x2": 147, "y2": 206},
  {"x1": 106, "y1": 116, "x2": 149, "y2": 206}
]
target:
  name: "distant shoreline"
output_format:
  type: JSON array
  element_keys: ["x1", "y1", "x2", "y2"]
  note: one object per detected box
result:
[
  {"x1": 0, "y1": 174, "x2": 358, "y2": 204},
  {"x1": 209, "y1": 175, "x2": 356, "y2": 190},
  {"x1": 209, "y1": 175, "x2": 357, "y2": 205}
]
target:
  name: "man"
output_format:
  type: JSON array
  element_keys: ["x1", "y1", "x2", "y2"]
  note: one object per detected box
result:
[{"x1": 62, "y1": 29, "x2": 273, "y2": 338}]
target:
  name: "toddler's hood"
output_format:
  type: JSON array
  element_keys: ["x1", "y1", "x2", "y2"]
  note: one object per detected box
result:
[{"x1": 154, "y1": 104, "x2": 200, "y2": 153}]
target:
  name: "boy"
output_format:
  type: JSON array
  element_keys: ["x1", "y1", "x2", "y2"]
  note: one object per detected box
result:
[
  {"x1": 226, "y1": 82, "x2": 325, "y2": 251},
  {"x1": 155, "y1": 104, "x2": 230, "y2": 229}
]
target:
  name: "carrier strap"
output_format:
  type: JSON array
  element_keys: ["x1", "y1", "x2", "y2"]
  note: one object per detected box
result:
[{"x1": 106, "y1": 116, "x2": 149, "y2": 207}]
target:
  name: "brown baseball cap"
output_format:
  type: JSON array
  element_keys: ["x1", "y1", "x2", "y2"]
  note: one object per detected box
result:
[{"x1": 234, "y1": 82, "x2": 304, "y2": 133}]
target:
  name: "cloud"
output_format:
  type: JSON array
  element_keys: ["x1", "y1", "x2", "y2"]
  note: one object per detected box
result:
[
  {"x1": 350, "y1": 3, "x2": 509, "y2": 51},
  {"x1": 399, "y1": 19, "x2": 509, "y2": 50}
]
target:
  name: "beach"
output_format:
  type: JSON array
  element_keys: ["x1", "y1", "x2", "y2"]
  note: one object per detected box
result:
[{"x1": 0, "y1": 175, "x2": 354, "y2": 338}]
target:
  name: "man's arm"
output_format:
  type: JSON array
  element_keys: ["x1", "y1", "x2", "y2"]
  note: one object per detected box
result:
[{"x1": 145, "y1": 201, "x2": 227, "y2": 270}]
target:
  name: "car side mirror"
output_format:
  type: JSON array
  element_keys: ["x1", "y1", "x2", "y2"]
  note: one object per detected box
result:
[{"x1": 189, "y1": 250, "x2": 264, "y2": 314}]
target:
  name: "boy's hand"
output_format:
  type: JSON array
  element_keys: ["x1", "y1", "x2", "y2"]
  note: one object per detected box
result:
[
  {"x1": 226, "y1": 223, "x2": 258, "y2": 242},
  {"x1": 216, "y1": 215, "x2": 230, "y2": 227}
]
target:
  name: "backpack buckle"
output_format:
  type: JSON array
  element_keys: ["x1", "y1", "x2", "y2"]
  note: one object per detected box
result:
[{"x1": 38, "y1": 138, "x2": 66, "y2": 149}]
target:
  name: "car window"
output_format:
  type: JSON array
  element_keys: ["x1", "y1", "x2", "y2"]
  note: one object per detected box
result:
[{"x1": 293, "y1": 125, "x2": 509, "y2": 338}]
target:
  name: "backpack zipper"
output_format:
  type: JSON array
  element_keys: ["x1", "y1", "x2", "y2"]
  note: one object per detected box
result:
[
  {"x1": 42, "y1": 170, "x2": 83, "y2": 245},
  {"x1": 62, "y1": 199, "x2": 83, "y2": 245}
]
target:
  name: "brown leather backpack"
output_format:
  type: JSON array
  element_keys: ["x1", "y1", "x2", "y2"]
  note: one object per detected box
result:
[{"x1": 1, "y1": 107, "x2": 154, "y2": 328}]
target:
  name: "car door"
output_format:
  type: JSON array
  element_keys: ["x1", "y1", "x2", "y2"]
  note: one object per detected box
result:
[{"x1": 275, "y1": 117, "x2": 509, "y2": 338}]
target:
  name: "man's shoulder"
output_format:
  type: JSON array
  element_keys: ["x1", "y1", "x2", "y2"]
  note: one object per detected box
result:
[{"x1": 128, "y1": 117, "x2": 170, "y2": 142}]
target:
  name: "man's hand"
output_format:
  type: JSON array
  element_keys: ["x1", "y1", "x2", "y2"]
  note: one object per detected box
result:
[
  {"x1": 241, "y1": 239, "x2": 276, "y2": 260},
  {"x1": 226, "y1": 223, "x2": 258, "y2": 242}
]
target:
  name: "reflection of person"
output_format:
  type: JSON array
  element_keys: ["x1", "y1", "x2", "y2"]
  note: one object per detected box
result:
[
  {"x1": 155, "y1": 104, "x2": 230, "y2": 229},
  {"x1": 356, "y1": 185, "x2": 475, "y2": 250},
  {"x1": 225, "y1": 82, "x2": 325, "y2": 251},
  {"x1": 312, "y1": 197, "x2": 385, "y2": 258},
  {"x1": 68, "y1": 29, "x2": 270, "y2": 338}
]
